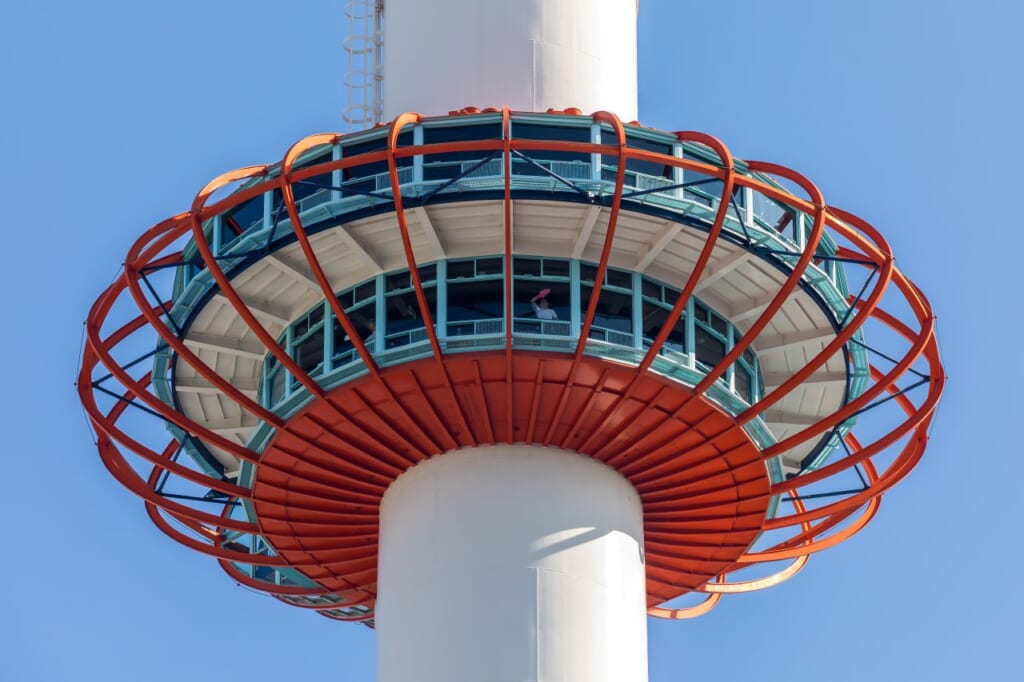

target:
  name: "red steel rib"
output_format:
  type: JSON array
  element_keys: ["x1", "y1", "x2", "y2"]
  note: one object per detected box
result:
[{"x1": 79, "y1": 109, "x2": 944, "y2": 621}]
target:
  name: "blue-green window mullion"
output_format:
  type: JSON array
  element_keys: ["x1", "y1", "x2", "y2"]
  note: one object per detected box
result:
[
  {"x1": 263, "y1": 188, "x2": 273, "y2": 232},
  {"x1": 685, "y1": 297, "x2": 696, "y2": 368},
  {"x1": 374, "y1": 274, "x2": 385, "y2": 354},
  {"x1": 672, "y1": 142, "x2": 685, "y2": 199},
  {"x1": 211, "y1": 215, "x2": 222, "y2": 257},
  {"x1": 331, "y1": 144, "x2": 343, "y2": 202},
  {"x1": 284, "y1": 325, "x2": 294, "y2": 392},
  {"x1": 632, "y1": 272, "x2": 644, "y2": 349},
  {"x1": 590, "y1": 124, "x2": 602, "y2": 182},
  {"x1": 570, "y1": 260, "x2": 582, "y2": 337},
  {"x1": 413, "y1": 126, "x2": 424, "y2": 183},
  {"x1": 323, "y1": 300, "x2": 335, "y2": 372},
  {"x1": 436, "y1": 259, "x2": 448, "y2": 339},
  {"x1": 725, "y1": 323, "x2": 735, "y2": 390},
  {"x1": 753, "y1": 354, "x2": 762, "y2": 402}
]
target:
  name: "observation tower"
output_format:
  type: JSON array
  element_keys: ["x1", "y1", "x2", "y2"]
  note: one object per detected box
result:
[{"x1": 78, "y1": 1, "x2": 944, "y2": 680}]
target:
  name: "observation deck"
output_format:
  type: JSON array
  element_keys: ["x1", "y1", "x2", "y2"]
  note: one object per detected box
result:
[{"x1": 81, "y1": 109, "x2": 942, "y2": 624}]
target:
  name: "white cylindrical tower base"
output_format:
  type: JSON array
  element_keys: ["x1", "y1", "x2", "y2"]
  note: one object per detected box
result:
[
  {"x1": 382, "y1": 0, "x2": 639, "y2": 121},
  {"x1": 376, "y1": 445, "x2": 648, "y2": 682}
]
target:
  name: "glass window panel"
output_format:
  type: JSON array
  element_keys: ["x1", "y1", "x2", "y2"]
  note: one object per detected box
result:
[
  {"x1": 693, "y1": 301, "x2": 709, "y2": 324},
  {"x1": 710, "y1": 312, "x2": 728, "y2": 336},
  {"x1": 448, "y1": 280, "x2": 504, "y2": 333},
  {"x1": 269, "y1": 368, "x2": 285, "y2": 405},
  {"x1": 752, "y1": 190, "x2": 789, "y2": 227},
  {"x1": 684, "y1": 171, "x2": 717, "y2": 205},
  {"x1": 642, "y1": 278, "x2": 661, "y2": 300},
  {"x1": 291, "y1": 150, "x2": 332, "y2": 199},
  {"x1": 294, "y1": 329, "x2": 324, "y2": 374},
  {"x1": 642, "y1": 301, "x2": 686, "y2": 353},
  {"x1": 223, "y1": 193, "x2": 265, "y2": 235},
  {"x1": 513, "y1": 122, "x2": 590, "y2": 163},
  {"x1": 624, "y1": 134, "x2": 674, "y2": 179},
  {"x1": 333, "y1": 302, "x2": 376, "y2": 358},
  {"x1": 580, "y1": 263, "x2": 598, "y2": 283},
  {"x1": 308, "y1": 305, "x2": 324, "y2": 326},
  {"x1": 542, "y1": 259, "x2": 569, "y2": 278},
  {"x1": 385, "y1": 287, "x2": 436, "y2": 345},
  {"x1": 423, "y1": 123, "x2": 502, "y2": 162},
  {"x1": 417, "y1": 264, "x2": 437, "y2": 283},
  {"x1": 423, "y1": 165, "x2": 461, "y2": 182},
  {"x1": 695, "y1": 326, "x2": 726, "y2": 368},
  {"x1": 607, "y1": 268, "x2": 632, "y2": 290},
  {"x1": 448, "y1": 260, "x2": 476, "y2": 279},
  {"x1": 354, "y1": 281, "x2": 375, "y2": 303},
  {"x1": 735, "y1": 366, "x2": 753, "y2": 403},
  {"x1": 476, "y1": 257, "x2": 503, "y2": 276},
  {"x1": 386, "y1": 271, "x2": 411, "y2": 291},
  {"x1": 513, "y1": 257, "x2": 542, "y2": 276},
  {"x1": 582, "y1": 286, "x2": 633, "y2": 334}
]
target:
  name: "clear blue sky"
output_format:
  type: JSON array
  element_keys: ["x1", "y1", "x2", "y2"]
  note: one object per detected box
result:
[{"x1": 1, "y1": 1, "x2": 1020, "y2": 680}]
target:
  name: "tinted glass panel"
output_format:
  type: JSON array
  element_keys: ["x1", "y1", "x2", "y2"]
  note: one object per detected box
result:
[
  {"x1": 735, "y1": 366, "x2": 753, "y2": 403},
  {"x1": 448, "y1": 280, "x2": 504, "y2": 323},
  {"x1": 448, "y1": 261, "x2": 476, "y2": 279},
  {"x1": 695, "y1": 326, "x2": 726, "y2": 367},
  {"x1": 423, "y1": 123, "x2": 502, "y2": 162},
  {"x1": 513, "y1": 123, "x2": 589, "y2": 163},
  {"x1": 642, "y1": 301, "x2": 686, "y2": 353},
  {"x1": 694, "y1": 301, "x2": 709, "y2": 323},
  {"x1": 354, "y1": 281, "x2": 376, "y2": 303},
  {"x1": 386, "y1": 271, "x2": 411, "y2": 291},
  {"x1": 270, "y1": 368, "x2": 286, "y2": 404},
  {"x1": 607, "y1": 268, "x2": 632, "y2": 290},
  {"x1": 223, "y1": 194, "x2": 264, "y2": 235},
  {"x1": 477, "y1": 257, "x2": 503, "y2": 276},
  {"x1": 333, "y1": 302, "x2": 376, "y2": 357},
  {"x1": 513, "y1": 257, "x2": 542, "y2": 276},
  {"x1": 417, "y1": 264, "x2": 437, "y2": 283},
  {"x1": 582, "y1": 286, "x2": 632, "y2": 334},
  {"x1": 542, "y1": 259, "x2": 569, "y2": 278},
  {"x1": 295, "y1": 330, "x2": 324, "y2": 373},
  {"x1": 710, "y1": 312, "x2": 728, "y2": 336},
  {"x1": 624, "y1": 134, "x2": 674, "y2": 179},
  {"x1": 385, "y1": 287, "x2": 436, "y2": 344}
]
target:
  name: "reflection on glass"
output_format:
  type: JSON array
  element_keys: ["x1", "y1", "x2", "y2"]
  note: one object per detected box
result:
[
  {"x1": 695, "y1": 326, "x2": 726, "y2": 367},
  {"x1": 642, "y1": 301, "x2": 686, "y2": 353}
]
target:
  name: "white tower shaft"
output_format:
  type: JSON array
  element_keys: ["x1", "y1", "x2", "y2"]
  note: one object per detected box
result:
[
  {"x1": 376, "y1": 446, "x2": 649, "y2": 682},
  {"x1": 382, "y1": 0, "x2": 639, "y2": 120}
]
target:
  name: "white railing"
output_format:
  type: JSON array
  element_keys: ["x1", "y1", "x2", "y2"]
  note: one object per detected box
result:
[{"x1": 447, "y1": 318, "x2": 505, "y2": 336}]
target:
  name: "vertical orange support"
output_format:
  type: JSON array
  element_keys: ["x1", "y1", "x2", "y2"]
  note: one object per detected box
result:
[
  {"x1": 387, "y1": 112, "x2": 474, "y2": 449},
  {"x1": 576, "y1": 132, "x2": 735, "y2": 456},
  {"x1": 542, "y1": 111, "x2": 627, "y2": 446},
  {"x1": 503, "y1": 106, "x2": 515, "y2": 443}
]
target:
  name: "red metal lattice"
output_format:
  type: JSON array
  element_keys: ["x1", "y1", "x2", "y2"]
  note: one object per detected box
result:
[{"x1": 78, "y1": 108, "x2": 944, "y2": 621}]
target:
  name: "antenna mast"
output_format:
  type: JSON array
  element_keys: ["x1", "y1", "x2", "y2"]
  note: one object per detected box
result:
[{"x1": 342, "y1": 0, "x2": 384, "y2": 130}]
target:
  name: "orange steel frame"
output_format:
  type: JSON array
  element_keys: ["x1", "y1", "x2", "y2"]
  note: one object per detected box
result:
[{"x1": 78, "y1": 108, "x2": 944, "y2": 621}]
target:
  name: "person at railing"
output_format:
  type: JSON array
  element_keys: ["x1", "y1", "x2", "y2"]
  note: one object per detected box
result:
[{"x1": 530, "y1": 289, "x2": 558, "y2": 320}]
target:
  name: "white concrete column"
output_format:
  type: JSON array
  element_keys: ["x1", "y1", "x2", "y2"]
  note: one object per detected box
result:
[
  {"x1": 376, "y1": 445, "x2": 648, "y2": 682},
  {"x1": 382, "y1": 0, "x2": 639, "y2": 121}
]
